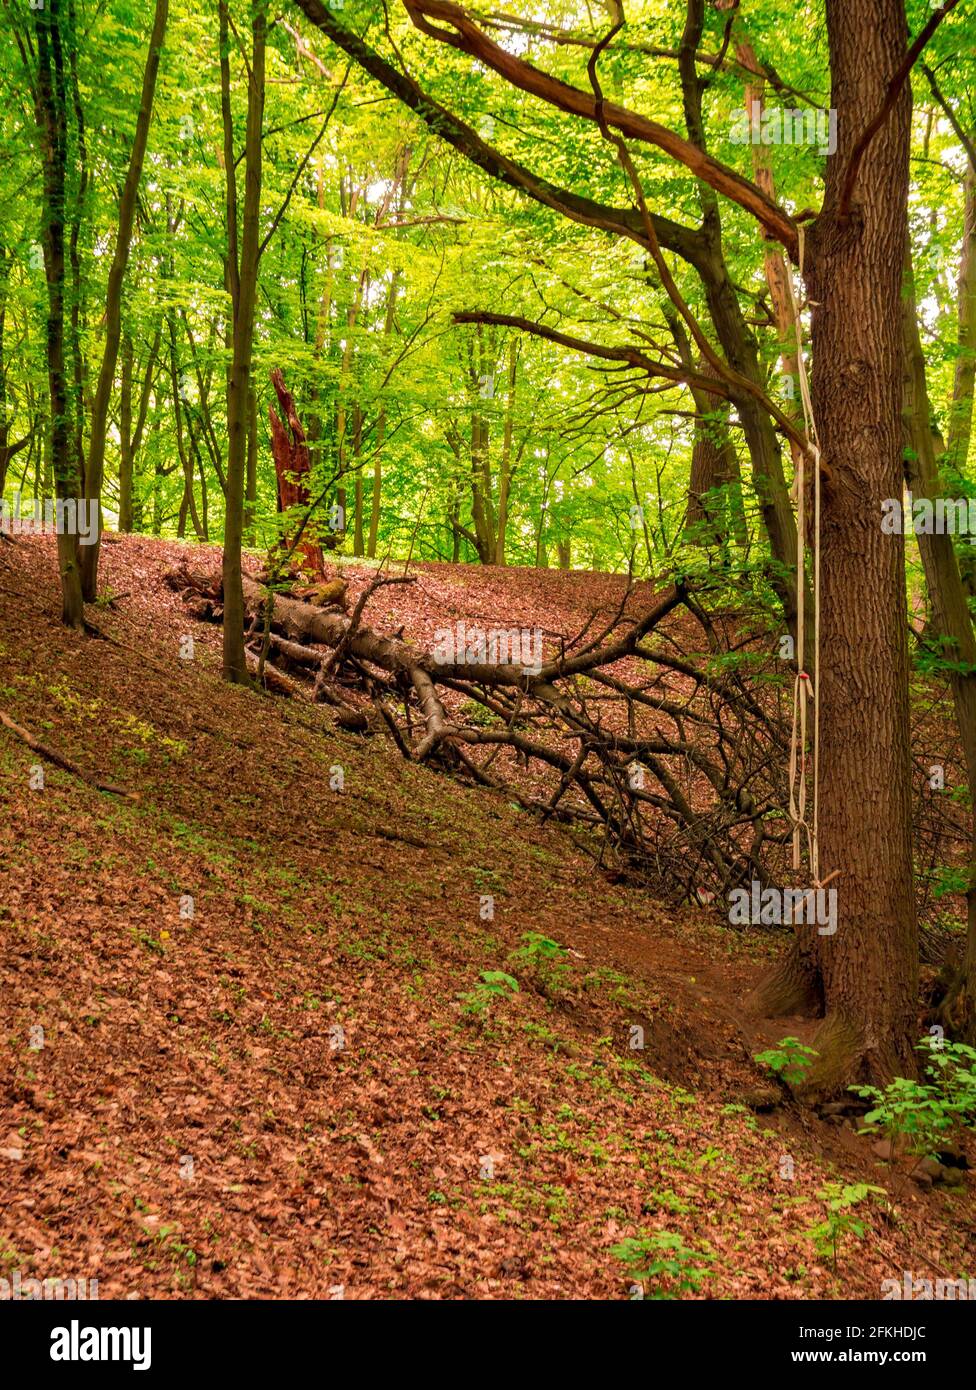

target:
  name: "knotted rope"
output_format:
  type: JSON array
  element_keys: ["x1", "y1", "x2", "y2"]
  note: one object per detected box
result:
[{"x1": 785, "y1": 225, "x2": 821, "y2": 883}]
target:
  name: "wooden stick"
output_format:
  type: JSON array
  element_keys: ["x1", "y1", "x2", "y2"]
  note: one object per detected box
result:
[{"x1": 0, "y1": 709, "x2": 139, "y2": 799}]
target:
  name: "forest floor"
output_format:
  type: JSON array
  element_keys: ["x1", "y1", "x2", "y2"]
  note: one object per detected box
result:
[{"x1": 0, "y1": 533, "x2": 972, "y2": 1299}]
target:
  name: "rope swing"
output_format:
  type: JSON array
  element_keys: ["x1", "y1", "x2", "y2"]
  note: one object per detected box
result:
[{"x1": 785, "y1": 225, "x2": 822, "y2": 885}]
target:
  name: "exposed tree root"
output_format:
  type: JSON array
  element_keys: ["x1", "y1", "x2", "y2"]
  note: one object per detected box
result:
[
  {"x1": 795, "y1": 1011, "x2": 923, "y2": 1100},
  {"x1": 746, "y1": 940, "x2": 823, "y2": 1018}
]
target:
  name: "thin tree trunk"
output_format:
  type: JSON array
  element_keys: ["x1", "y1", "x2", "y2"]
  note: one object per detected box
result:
[
  {"x1": 221, "y1": 0, "x2": 265, "y2": 684},
  {"x1": 244, "y1": 384, "x2": 258, "y2": 543},
  {"x1": 33, "y1": 0, "x2": 84, "y2": 628},
  {"x1": 493, "y1": 339, "x2": 517, "y2": 565},
  {"x1": 368, "y1": 409, "x2": 384, "y2": 559},
  {"x1": 167, "y1": 312, "x2": 202, "y2": 540},
  {"x1": 947, "y1": 166, "x2": 976, "y2": 480},
  {"x1": 79, "y1": 0, "x2": 168, "y2": 599},
  {"x1": 118, "y1": 332, "x2": 135, "y2": 531},
  {"x1": 118, "y1": 326, "x2": 159, "y2": 532}
]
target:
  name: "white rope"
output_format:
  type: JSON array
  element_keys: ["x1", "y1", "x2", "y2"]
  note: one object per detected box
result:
[{"x1": 785, "y1": 225, "x2": 821, "y2": 883}]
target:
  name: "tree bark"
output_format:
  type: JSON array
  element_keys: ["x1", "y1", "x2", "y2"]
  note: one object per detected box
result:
[
  {"x1": 33, "y1": 0, "x2": 84, "y2": 628},
  {"x1": 903, "y1": 242, "x2": 976, "y2": 1041},
  {"x1": 221, "y1": 0, "x2": 266, "y2": 684},
  {"x1": 268, "y1": 367, "x2": 325, "y2": 576},
  {"x1": 752, "y1": 0, "x2": 919, "y2": 1088},
  {"x1": 79, "y1": 0, "x2": 168, "y2": 600}
]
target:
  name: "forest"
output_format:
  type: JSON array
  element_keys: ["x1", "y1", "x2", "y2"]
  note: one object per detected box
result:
[{"x1": 1, "y1": 0, "x2": 976, "y2": 1342}]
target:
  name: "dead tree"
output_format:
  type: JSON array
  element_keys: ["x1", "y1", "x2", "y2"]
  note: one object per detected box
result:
[
  {"x1": 166, "y1": 559, "x2": 799, "y2": 902},
  {"x1": 268, "y1": 368, "x2": 326, "y2": 577}
]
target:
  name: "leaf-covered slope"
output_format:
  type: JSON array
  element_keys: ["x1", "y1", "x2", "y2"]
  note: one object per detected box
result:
[{"x1": 0, "y1": 535, "x2": 968, "y2": 1298}]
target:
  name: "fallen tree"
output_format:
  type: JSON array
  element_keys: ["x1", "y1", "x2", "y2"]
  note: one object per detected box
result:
[
  {"x1": 165, "y1": 558, "x2": 794, "y2": 902},
  {"x1": 164, "y1": 555, "x2": 970, "y2": 1046}
]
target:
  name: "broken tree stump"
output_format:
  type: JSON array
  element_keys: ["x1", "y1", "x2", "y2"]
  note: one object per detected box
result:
[{"x1": 268, "y1": 367, "x2": 326, "y2": 578}]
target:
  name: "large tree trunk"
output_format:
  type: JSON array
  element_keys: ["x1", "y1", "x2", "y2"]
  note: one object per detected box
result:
[{"x1": 752, "y1": 0, "x2": 918, "y2": 1088}]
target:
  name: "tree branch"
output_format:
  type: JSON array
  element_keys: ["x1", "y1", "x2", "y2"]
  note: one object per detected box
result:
[
  {"x1": 289, "y1": 0, "x2": 709, "y2": 269},
  {"x1": 401, "y1": 0, "x2": 798, "y2": 253},
  {"x1": 838, "y1": 0, "x2": 963, "y2": 217}
]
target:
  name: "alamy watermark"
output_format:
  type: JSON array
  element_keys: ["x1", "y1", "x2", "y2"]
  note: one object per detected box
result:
[
  {"x1": 50, "y1": 1320, "x2": 150, "y2": 1371},
  {"x1": 729, "y1": 102, "x2": 837, "y2": 156},
  {"x1": 0, "y1": 1268, "x2": 98, "y2": 1300},
  {"x1": 431, "y1": 621, "x2": 543, "y2": 675},
  {"x1": 883, "y1": 1271, "x2": 976, "y2": 1300},
  {"x1": 881, "y1": 493, "x2": 976, "y2": 536},
  {"x1": 0, "y1": 493, "x2": 99, "y2": 546},
  {"x1": 728, "y1": 879, "x2": 837, "y2": 935}
]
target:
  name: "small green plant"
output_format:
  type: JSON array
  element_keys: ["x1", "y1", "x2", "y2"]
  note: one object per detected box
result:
[
  {"x1": 927, "y1": 865, "x2": 971, "y2": 900},
  {"x1": 509, "y1": 932, "x2": 571, "y2": 992},
  {"x1": 753, "y1": 1036, "x2": 818, "y2": 1087},
  {"x1": 849, "y1": 1036, "x2": 976, "y2": 1159},
  {"x1": 458, "y1": 699, "x2": 500, "y2": 728},
  {"x1": 805, "y1": 1182, "x2": 885, "y2": 1271},
  {"x1": 459, "y1": 970, "x2": 519, "y2": 1017},
  {"x1": 644, "y1": 1188, "x2": 692, "y2": 1216},
  {"x1": 612, "y1": 1231, "x2": 713, "y2": 1299}
]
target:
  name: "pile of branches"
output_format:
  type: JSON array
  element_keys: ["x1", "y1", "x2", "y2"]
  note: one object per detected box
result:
[{"x1": 166, "y1": 559, "x2": 797, "y2": 902}]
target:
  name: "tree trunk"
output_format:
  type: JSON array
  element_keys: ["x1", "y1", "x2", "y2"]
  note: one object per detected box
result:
[
  {"x1": 946, "y1": 165, "x2": 976, "y2": 481},
  {"x1": 118, "y1": 333, "x2": 135, "y2": 532},
  {"x1": 79, "y1": 0, "x2": 168, "y2": 599},
  {"x1": 904, "y1": 241, "x2": 976, "y2": 1041},
  {"x1": 683, "y1": 387, "x2": 742, "y2": 548},
  {"x1": 268, "y1": 367, "x2": 325, "y2": 576},
  {"x1": 469, "y1": 412, "x2": 495, "y2": 563},
  {"x1": 948, "y1": 166, "x2": 976, "y2": 598},
  {"x1": 221, "y1": 0, "x2": 265, "y2": 684},
  {"x1": 118, "y1": 327, "x2": 159, "y2": 532},
  {"x1": 494, "y1": 339, "x2": 518, "y2": 565},
  {"x1": 352, "y1": 401, "x2": 364, "y2": 557},
  {"x1": 244, "y1": 383, "x2": 258, "y2": 543},
  {"x1": 33, "y1": 0, "x2": 84, "y2": 628},
  {"x1": 752, "y1": 0, "x2": 918, "y2": 1089},
  {"x1": 368, "y1": 409, "x2": 383, "y2": 559}
]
